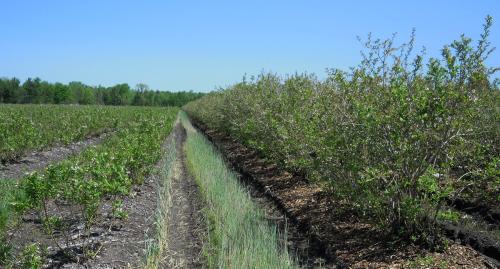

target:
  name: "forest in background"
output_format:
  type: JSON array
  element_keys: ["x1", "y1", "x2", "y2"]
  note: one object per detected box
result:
[{"x1": 0, "y1": 77, "x2": 204, "y2": 107}]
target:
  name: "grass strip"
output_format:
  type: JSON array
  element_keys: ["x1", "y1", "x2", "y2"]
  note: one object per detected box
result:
[{"x1": 181, "y1": 112, "x2": 297, "y2": 269}]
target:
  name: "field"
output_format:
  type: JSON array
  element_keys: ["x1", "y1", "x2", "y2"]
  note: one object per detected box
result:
[
  {"x1": 1, "y1": 17, "x2": 499, "y2": 269},
  {"x1": 0, "y1": 105, "x2": 300, "y2": 268},
  {"x1": 0, "y1": 89, "x2": 498, "y2": 268},
  {"x1": 1, "y1": 105, "x2": 122, "y2": 161},
  {"x1": 0, "y1": 105, "x2": 179, "y2": 267}
]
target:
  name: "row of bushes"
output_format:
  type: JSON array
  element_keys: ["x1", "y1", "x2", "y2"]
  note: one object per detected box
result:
[{"x1": 184, "y1": 17, "x2": 499, "y2": 246}]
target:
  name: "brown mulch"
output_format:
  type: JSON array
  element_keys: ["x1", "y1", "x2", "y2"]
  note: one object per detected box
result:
[{"x1": 192, "y1": 119, "x2": 498, "y2": 269}]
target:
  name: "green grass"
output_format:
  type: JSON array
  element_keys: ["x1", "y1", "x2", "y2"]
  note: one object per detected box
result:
[
  {"x1": 181, "y1": 112, "x2": 297, "y2": 269},
  {"x1": 407, "y1": 254, "x2": 449, "y2": 269},
  {"x1": 0, "y1": 180, "x2": 20, "y2": 232}
]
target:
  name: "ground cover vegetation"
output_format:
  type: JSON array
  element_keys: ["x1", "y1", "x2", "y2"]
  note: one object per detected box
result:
[
  {"x1": 184, "y1": 16, "x2": 499, "y2": 248},
  {"x1": 0, "y1": 78, "x2": 204, "y2": 107},
  {"x1": 1, "y1": 104, "x2": 133, "y2": 162},
  {"x1": 182, "y1": 112, "x2": 297, "y2": 269},
  {"x1": 0, "y1": 106, "x2": 178, "y2": 267}
]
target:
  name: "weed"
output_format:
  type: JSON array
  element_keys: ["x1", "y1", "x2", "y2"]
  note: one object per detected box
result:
[
  {"x1": 111, "y1": 199, "x2": 128, "y2": 220},
  {"x1": 0, "y1": 239, "x2": 12, "y2": 266},
  {"x1": 408, "y1": 254, "x2": 449, "y2": 269},
  {"x1": 42, "y1": 216, "x2": 63, "y2": 235},
  {"x1": 20, "y1": 243, "x2": 43, "y2": 269}
]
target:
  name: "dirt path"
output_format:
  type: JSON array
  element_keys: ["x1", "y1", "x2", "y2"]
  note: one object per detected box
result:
[
  {"x1": 85, "y1": 123, "x2": 206, "y2": 269},
  {"x1": 0, "y1": 133, "x2": 110, "y2": 180},
  {"x1": 162, "y1": 123, "x2": 204, "y2": 268}
]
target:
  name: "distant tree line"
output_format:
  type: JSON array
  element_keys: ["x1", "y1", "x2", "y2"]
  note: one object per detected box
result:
[{"x1": 0, "y1": 77, "x2": 204, "y2": 107}]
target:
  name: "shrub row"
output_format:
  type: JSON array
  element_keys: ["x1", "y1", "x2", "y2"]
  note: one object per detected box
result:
[{"x1": 184, "y1": 17, "x2": 499, "y2": 246}]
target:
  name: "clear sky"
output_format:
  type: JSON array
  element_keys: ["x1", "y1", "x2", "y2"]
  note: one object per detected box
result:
[{"x1": 1, "y1": 1, "x2": 498, "y2": 92}]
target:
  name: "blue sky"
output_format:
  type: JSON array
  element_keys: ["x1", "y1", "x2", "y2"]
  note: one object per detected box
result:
[{"x1": 1, "y1": 1, "x2": 498, "y2": 92}]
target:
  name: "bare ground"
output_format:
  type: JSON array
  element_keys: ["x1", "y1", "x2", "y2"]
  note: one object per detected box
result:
[
  {"x1": 162, "y1": 123, "x2": 204, "y2": 268},
  {"x1": 0, "y1": 132, "x2": 111, "y2": 180}
]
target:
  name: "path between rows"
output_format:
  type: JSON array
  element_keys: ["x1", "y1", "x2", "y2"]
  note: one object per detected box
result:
[
  {"x1": 0, "y1": 133, "x2": 110, "y2": 180},
  {"x1": 162, "y1": 122, "x2": 204, "y2": 268},
  {"x1": 85, "y1": 122, "x2": 205, "y2": 268}
]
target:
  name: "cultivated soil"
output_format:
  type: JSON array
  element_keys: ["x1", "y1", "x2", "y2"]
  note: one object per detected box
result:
[
  {"x1": 7, "y1": 162, "x2": 160, "y2": 268},
  {"x1": 6, "y1": 132, "x2": 165, "y2": 268},
  {"x1": 161, "y1": 122, "x2": 205, "y2": 268},
  {"x1": 191, "y1": 119, "x2": 500, "y2": 269},
  {"x1": 5, "y1": 123, "x2": 206, "y2": 269},
  {"x1": 448, "y1": 197, "x2": 500, "y2": 226},
  {"x1": 0, "y1": 133, "x2": 111, "y2": 180}
]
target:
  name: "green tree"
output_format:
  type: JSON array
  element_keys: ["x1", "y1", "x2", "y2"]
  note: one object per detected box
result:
[
  {"x1": 39, "y1": 81, "x2": 55, "y2": 103},
  {"x1": 131, "y1": 83, "x2": 149, "y2": 106},
  {"x1": 69, "y1": 82, "x2": 95, "y2": 104},
  {"x1": 21, "y1": 78, "x2": 42, "y2": 103},
  {"x1": 53, "y1": 83, "x2": 70, "y2": 104},
  {"x1": 108, "y1": 83, "x2": 131, "y2": 105}
]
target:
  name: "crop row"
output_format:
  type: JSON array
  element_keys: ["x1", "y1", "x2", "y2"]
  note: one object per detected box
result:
[
  {"x1": 0, "y1": 106, "x2": 178, "y2": 266},
  {"x1": 0, "y1": 104, "x2": 158, "y2": 162},
  {"x1": 184, "y1": 17, "x2": 499, "y2": 246}
]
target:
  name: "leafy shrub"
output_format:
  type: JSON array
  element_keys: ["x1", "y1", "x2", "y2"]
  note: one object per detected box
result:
[{"x1": 184, "y1": 16, "x2": 498, "y2": 246}]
